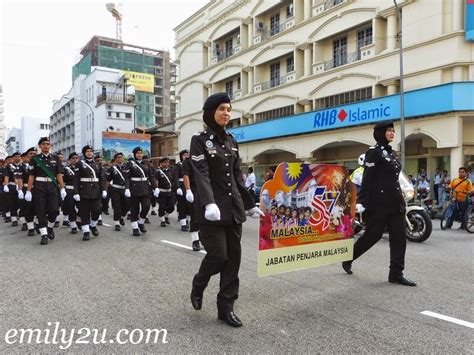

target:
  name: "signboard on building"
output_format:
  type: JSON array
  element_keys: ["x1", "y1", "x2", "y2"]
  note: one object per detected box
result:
[
  {"x1": 467, "y1": 0, "x2": 474, "y2": 41},
  {"x1": 258, "y1": 162, "x2": 355, "y2": 277},
  {"x1": 122, "y1": 70, "x2": 154, "y2": 93},
  {"x1": 228, "y1": 82, "x2": 474, "y2": 143},
  {"x1": 102, "y1": 131, "x2": 151, "y2": 162}
]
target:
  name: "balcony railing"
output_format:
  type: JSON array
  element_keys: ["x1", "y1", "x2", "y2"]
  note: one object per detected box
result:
[
  {"x1": 324, "y1": 51, "x2": 359, "y2": 70},
  {"x1": 97, "y1": 93, "x2": 135, "y2": 105},
  {"x1": 254, "y1": 71, "x2": 296, "y2": 92},
  {"x1": 254, "y1": 17, "x2": 295, "y2": 44},
  {"x1": 211, "y1": 45, "x2": 241, "y2": 65},
  {"x1": 313, "y1": 0, "x2": 346, "y2": 16}
]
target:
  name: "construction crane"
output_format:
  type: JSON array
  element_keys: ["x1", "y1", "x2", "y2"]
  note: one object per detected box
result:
[{"x1": 106, "y1": 3, "x2": 123, "y2": 41}]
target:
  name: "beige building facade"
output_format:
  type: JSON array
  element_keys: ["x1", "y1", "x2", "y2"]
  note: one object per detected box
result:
[{"x1": 174, "y1": 0, "x2": 474, "y2": 183}]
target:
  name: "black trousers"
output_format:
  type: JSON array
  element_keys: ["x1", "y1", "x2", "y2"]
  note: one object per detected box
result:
[
  {"x1": 18, "y1": 187, "x2": 35, "y2": 223},
  {"x1": 189, "y1": 202, "x2": 199, "y2": 233},
  {"x1": 111, "y1": 187, "x2": 129, "y2": 221},
  {"x1": 130, "y1": 195, "x2": 150, "y2": 222},
  {"x1": 193, "y1": 223, "x2": 242, "y2": 312},
  {"x1": 63, "y1": 191, "x2": 77, "y2": 222},
  {"x1": 176, "y1": 194, "x2": 190, "y2": 220},
  {"x1": 353, "y1": 211, "x2": 406, "y2": 277},
  {"x1": 33, "y1": 183, "x2": 59, "y2": 228},
  {"x1": 7, "y1": 187, "x2": 19, "y2": 217},
  {"x1": 158, "y1": 193, "x2": 174, "y2": 217},
  {"x1": 79, "y1": 198, "x2": 101, "y2": 226}
]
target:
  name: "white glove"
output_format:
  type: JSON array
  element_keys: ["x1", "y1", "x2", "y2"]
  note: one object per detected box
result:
[
  {"x1": 3, "y1": 185, "x2": 8, "y2": 193},
  {"x1": 102, "y1": 190, "x2": 108, "y2": 199},
  {"x1": 185, "y1": 189, "x2": 194, "y2": 203},
  {"x1": 176, "y1": 188, "x2": 183, "y2": 196},
  {"x1": 73, "y1": 194, "x2": 80, "y2": 202},
  {"x1": 60, "y1": 188, "x2": 67, "y2": 200},
  {"x1": 153, "y1": 188, "x2": 160, "y2": 198},
  {"x1": 25, "y1": 191, "x2": 32, "y2": 202},
  {"x1": 355, "y1": 203, "x2": 366, "y2": 214},
  {"x1": 18, "y1": 190, "x2": 24, "y2": 200},
  {"x1": 247, "y1": 206, "x2": 265, "y2": 217},
  {"x1": 124, "y1": 189, "x2": 131, "y2": 198},
  {"x1": 204, "y1": 203, "x2": 221, "y2": 221}
]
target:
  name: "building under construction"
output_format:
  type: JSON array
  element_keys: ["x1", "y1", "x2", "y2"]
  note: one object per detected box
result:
[{"x1": 72, "y1": 36, "x2": 177, "y2": 129}]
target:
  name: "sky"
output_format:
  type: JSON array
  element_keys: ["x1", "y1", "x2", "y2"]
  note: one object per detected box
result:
[{"x1": 0, "y1": 0, "x2": 209, "y2": 129}]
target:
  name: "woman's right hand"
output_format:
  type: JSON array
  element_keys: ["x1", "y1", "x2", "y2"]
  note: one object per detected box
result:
[{"x1": 204, "y1": 203, "x2": 221, "y2": 221}]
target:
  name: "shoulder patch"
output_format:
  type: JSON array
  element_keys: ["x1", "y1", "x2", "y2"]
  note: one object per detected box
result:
[
  {"x1": 369, "y1": 146, "x2": 376, "y2": 149},
  {"x1": 194, "y1": 131, "x2": 202, "y2": 136},
  {"x1": 365, "y1": 162, "x2": 375, "y2": 168}
]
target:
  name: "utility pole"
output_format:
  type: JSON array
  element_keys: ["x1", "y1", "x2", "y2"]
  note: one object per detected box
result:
[{"x1": 394, "y1": 0, "x2": 405, "y2": 170}]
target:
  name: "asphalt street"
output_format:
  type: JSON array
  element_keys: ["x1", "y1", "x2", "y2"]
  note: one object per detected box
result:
[{"x1": 0, "y1": 212, "x2": 472, "y2": 353}]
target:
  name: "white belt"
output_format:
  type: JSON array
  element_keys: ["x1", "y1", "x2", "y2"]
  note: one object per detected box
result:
[
  {"x1": 8, "y1": 182, "x2": 16, "y2": 186},
  {"x1": 36, "y1": 177, "x2": 52, "y2": 182},
  {"x1": 80, "y1": 178, "x2": 99, "y2": 182},
  {"x1": 131, "y1": 177, "x2": 147, "y2": 181},
  {"x1": 159, "y1": 188, "x2": 171, "y2": 192},
  {"x1": 23, "y1": 184, "x2": 29, "y2": 187},
  {"x1": 178, "y1": 178, "x2": 184, "y2": 182},
  {"x1": 111, "y1": 184, "x2": 125, "y2": 189},
  {"x1": 65, "y1": 185, "x2": 74, "y2": 190}
]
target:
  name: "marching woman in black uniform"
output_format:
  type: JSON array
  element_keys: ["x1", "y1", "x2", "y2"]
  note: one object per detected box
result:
[
  {"x1": 105, "y1": 152, "x2": 129, "y2": 231},
  {"x1": 173, "y1": 150, "x2": 191, "y2": 231},
  {"x1": 155, "y1": 157, "x2": 175, "y2": 228},
  {"x1": 342, "y1": 121, "x2": 416, "y2": 286},
  {"x1": 75, "y1": 145, "x2": 106, "y2": 241},
  {"x1": 63, "y1": 152, "x2": 80, "y2": 235},
  {"x1": 189, "y1": 92, "x2": 262, "y2": 327},
  {"x1": 123, "y1": 147, "x2": 159, "y2": 236}
]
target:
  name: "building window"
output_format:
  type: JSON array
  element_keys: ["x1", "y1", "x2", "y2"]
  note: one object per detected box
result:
[
  {"x1": 286, "y1": 56, "x2": 294, "y2": 73},
  {"x1": 225, "y1": 38, "x2": 233, "y2": 58},
  {"x1": 255, "y1": 105, "x2": 294, "y2": 122},
  {"x1": 237, "y1": 77, "x2": 241, "y2": 91},
  {"x1": 270, "y1": 62, "x2": 280, "y2": 87},
  {"x1": 108, "y1": 111, "x2": 112, "y2": 117},
  {"x1": 125, "y1": 112, "x2": 132, "y2": 119},
  {"x1": 225, "y1": 80, "x2": 233, "y2": 98},
  {"x1": 357, "y1": 26, "x2": 373, "y2": 58},
  {"x1": 286, "y1": 4, "x2": 294, "y2": 18},
  {"x1": 270, "y1": 12, "x2": 280, "y2": 36},
  {"x1": 314, "y1": 87, "x2": 373, "y2": 110},
  {"x1": 333, "y1": 36, "x2": 347, "y2": 68},
  {"x1": 115, "y1": 112, "x2": 121, "y2": 118}
]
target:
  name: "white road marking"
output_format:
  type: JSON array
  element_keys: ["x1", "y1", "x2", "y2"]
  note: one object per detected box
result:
[
  {"x1": 161, "y1": 240, "x2": 206, "y2": 254},
  {"x1": 421, "y1": 311, "x2": 474, "y2": 329},
  {"x1": 102, "y1": 223, "x2": 112, "y2": 227}
]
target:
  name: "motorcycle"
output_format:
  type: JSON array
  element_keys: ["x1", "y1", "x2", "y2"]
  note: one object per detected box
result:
[
  {"x1": 353, "y1": 172, "x2": 432, "y2": 242},
  {"x1": 411, "y1": 189, "x2": 437, "y2": 219}
]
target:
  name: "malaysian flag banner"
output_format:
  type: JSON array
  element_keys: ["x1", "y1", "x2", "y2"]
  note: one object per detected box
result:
[{"x1": 258, "y1": 163, "x2": 357, "y2": 277}]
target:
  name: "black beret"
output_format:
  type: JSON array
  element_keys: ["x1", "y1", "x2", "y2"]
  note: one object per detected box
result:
[
  {"x1": 159, "y1": 156, "x2": 170, "y2": 163},
  {"x1": 5, "y1": 156, "x2": 11, "y2": 160},
  {"x1": 38, "y1": 137, "x2": 49, "y2": 145},
  {"x1": 113, "y1": 152, "x2": 124, "y2": 159},
  {"x1": 82, "y1": 145, "x2": 94, "y2": 155},
  {"x1": 202, "y1": 92, "x2": 231, "y2": 111},
  {"x1": 179, "y1": 149, "x2": 189, "y2": 161},
  {"x1": 68, "y1": 152, "x2": 79, "y2": 160},
  {"x1": 373, "y1": 120, "x2": 394, "y2": 130},
  {"x1": 26, "y1": 147, "x2": 37, "y2": 154},
  {"x1": 21, "y1": 152, "x2": 27, "y2": 158},
  {"x1": 12, "y1": 151, "x2": 21, "y2": 157},
  {"x1": 132, "y1": 147, "x2": 142, "y2": 155}
]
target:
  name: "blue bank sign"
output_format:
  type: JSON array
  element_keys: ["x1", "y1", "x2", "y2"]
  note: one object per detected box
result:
[{"x1": 228, "y1": 82, "x2": 474, "y2": 143}]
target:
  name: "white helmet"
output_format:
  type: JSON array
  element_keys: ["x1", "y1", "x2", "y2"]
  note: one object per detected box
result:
[{"x1": 358, "y1": 154, "x2": 365, "y2": 166}]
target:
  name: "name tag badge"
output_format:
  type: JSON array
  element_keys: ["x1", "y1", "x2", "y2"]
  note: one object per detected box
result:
[{"x1": 208, "y1": 149, "x2": 217, "y2": 155}]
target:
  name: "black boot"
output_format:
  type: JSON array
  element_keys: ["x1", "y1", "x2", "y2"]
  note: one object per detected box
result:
[
  {"x1": 132, "y1": 228, "x2": 140, "y2": 237},
  {"x1": 342, "y1": 261, "x2": 353, "y2": 275},
  {"x1": 71, "y1": 227, "x2": 78, "y2": 234},
  {"x1": 192, "y1": 240, "x2": 201, "y2": 251},
  {"x1": 151, "y1": 210, "x2": 157, "y2": 215},
  {"x1": 54, "y1": 221, "x2": 59, "y2": 228},
  {"x1": 388, "y1": 275, "x2": 417, "y2": 286},
  {"x1": 62, "y1": 221, "x2": 70, "y2": 227},
  {"x1": 21, "y1": 223, "x2": 27, "y2": 231},
  {"x1": 27, "y1": 229, "x2": 35, "y2": 237},
  {"x1": 138, "y1": 223, "x2": 147, "y2": 233},
  {"x1": 181, "y1": 225, "x2": 189, "y2": 232},
  {"x1": 165, "y1": 217, "x2": 170, "y2": 225},
  {"x1": 114, "y1": 225, "x2": 121, "y2": 231},
  {"x1": 12, "y1": 220, "x2": 18, "y2": 227},
  {"x1": 90, "y1": 226, "x2": 99, "y2": 236},
  {"x1": 83, "y1": 232, "x2": 90, "y2": 241},
  {"x1": 97, "y1": 220, "x2": 103, "y2": 226},
  {"x1": 5, "y1": 217, "x2": 11, "y2": 223},
  {"x1": 34, "y1": 224, "x2": 40, "y2": 234},
  {"x1": 144, "y1": 217, "x2": 150, "y2": 224},
  {"x1": 119, "y1": 217, "x2": 125, "y2": 226},
  {"x1": 160, "y1": 221, "x2": 167, "y2": 227},
  {"x1": 47, "y1": 227, "x2": 55, "y2": 240},
  {"x1": 218, "y1": 310, "x2": 243, "y2": 328},
  {"x1": 190, "y1": 287, "x2": 203, "y2": 310},
  {"x1": 40, "y1": 235, "x2": 48, "y2": 245}
]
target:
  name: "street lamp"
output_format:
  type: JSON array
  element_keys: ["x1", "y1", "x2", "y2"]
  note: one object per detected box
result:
[
  {"x1": 394, "y1": 0, "x2": 406, "y2": 170},
  {"x1": 65, "y1": 96, "x2": 95, "y2": 148}
]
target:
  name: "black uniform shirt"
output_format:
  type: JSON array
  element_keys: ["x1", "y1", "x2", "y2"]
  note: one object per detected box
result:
[
  {"x1": 156, "y1": 167, "x2": 173, "y2": 190},
  {"x1": 123, "y1": 159, "x2": 157, "y2": 197},
  {"x1": 357, "y1": 143, "x2": 405, "y2": 215},
  {"x1": 172, "y1": 162, "x2": 184, "y2": 191},
  {"x1": 190, "y1": 128, "x2": 255, "y2": 225},
  {"x1": 75, "y1": 159, "x2": 104, "y2": 199},
  {"x1": 106, "y1": 164, "x2": 126, "y2": 186},
  {"x1": 63, "y1": 165, "x2": 79, "y2": 192},
  {"x1": 29, "y1": 153, "x2": 63, "y2": 180}
]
